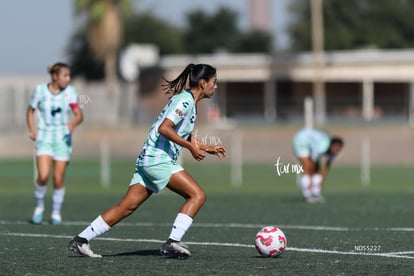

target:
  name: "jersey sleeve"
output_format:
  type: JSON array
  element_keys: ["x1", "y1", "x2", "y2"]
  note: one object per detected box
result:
[
  {"x1": 66, "y1": 86, "x2": 78, "y2": 104},
  {"x1": 29, "y1": 86, "x2": 41, "y2": 109},
  {"x1": 66, "y1": 86, "x2": 81, "y2": 110},
  {"x1": 164, "y1": 96, "x2": 193, "y2": 125}
]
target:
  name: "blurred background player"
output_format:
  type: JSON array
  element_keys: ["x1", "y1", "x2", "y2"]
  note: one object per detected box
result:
[
  {"x1": 68, "y1": 63, "x2": 226, "y2": 258},
  {"x1": 293, "y1": 128, "x2": 344, "y2": 203},
  {"x1": 26, "y1": 62, "x2": 83, "y2": 224}
]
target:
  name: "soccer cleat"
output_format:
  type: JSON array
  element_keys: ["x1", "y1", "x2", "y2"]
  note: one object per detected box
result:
[
  {"x1": 312, "y1": 195, "x2": 326, "y2": 203},
  {"x1": 50, "y1": 213, "x2": 62, "y2": 225},
  {"x1": 304, "y1": 196, "x2": 317, "y2": 204},
  {"x1": 160, "y1": 239, "x2": 191, "y2": 258},
  {"x1": 32, "y1": 207, "x2": 44, "y2": 224},
  {"x1": 305, "y1": 195, "x2": 326, "y2": 204},
  {"x1": 68, "y1": 236, "x2": 102, "y2": 258}
]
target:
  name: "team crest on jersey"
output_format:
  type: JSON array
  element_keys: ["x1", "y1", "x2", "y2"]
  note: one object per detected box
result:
[{"x1": 175, "y1": 108, "x2": 183, "y2": 117}]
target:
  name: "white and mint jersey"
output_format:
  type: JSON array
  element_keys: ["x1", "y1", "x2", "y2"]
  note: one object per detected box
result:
[
  {"x1": 29, "y1": 83, "x2": 78, "y2": 143},
  {"x1": 137, "y1": 90, "x2": 197, "y2": 166},
  {"x1": 293, "y1": 128, "x2": 331, "y2": 161}
]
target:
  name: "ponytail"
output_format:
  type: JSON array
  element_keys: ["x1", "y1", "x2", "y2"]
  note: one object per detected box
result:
[
  {"x1": 162, "y1": 64, "x2": 194, "y2": 95},
  {"x1": 163, "y1": 63, "x2": 216, "y2": 96}
]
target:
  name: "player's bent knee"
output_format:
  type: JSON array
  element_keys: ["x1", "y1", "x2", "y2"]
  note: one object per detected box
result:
[
  {"x1": 37, "y1": 176, "x2": 49, "y2": 185},
  {"x1": 194, "y1": 191, "x2": 206, "y2": 206}
]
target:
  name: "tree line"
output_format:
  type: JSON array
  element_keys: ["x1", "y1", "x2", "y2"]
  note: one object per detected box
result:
[
  {"x1": 69, "y1": 1, "x2": 271, "y2": 81},
  {"x1": 70, "y1": 0, "x2": 414, "y2": 81}
]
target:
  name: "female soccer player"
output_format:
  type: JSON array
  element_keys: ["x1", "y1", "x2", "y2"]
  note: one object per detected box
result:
[
  {"x1": 69, "y1": 63, "x2": 226, "y2": 258},
  {"x1": 293, "y1": 128, "x2": 344, "y2": 203},
  {"x1": 27, "y1": 62, "x2": 83, "y2": 224}
]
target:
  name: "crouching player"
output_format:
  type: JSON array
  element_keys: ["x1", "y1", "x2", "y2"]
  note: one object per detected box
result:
[{"x1": 293, "y1": 128, "x2": 344, "y2": 203}]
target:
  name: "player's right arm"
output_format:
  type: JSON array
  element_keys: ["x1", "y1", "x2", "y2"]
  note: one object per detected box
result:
[
  {"x1": 320, "y1": 154, "x2": 335, "y2": 176},
  {"x1": 26, "y1": 106, "x2": 36, "y2": 141},
  {"x1": 27, "y1": 86, "x2": 41, "y2": 141}
]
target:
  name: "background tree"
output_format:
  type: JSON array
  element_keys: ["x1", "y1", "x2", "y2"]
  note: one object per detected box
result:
[
  {"x1": 74, "y1": 0, "x2": 131, "y2": 90},
  {"x1": 123, "y1": 13, "x2": 184, "y2": 55},
  {"x1": 68, "y1": 5, "x2": 273, "y2": 80},
  {"x1": 288, "y1": 0, "x2": 414, "y2": 51},
  {"x1": 236, "y1": 30, "x2": 273, "y2": 53},
  {"x1": 183, "y1": 7, "x2": 241, "y2": 54},
  {"x1": 183, "y1": 6, "x2": 273, "y2": 54},
  {"x1": 69, "y1": 11, "x2": 182, "y2": 80},
  {"x1": 67, "y1": 29, "x2": 104, "y2": 80}
]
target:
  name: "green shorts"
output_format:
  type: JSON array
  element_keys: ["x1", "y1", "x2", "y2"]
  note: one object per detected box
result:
[
  {"x1": 129, "y1": 161, "x2": 184, "y2": 193},
  {"x1": 35, "y1": 138, "x2": 72, "y2": 161},
  {"x1": 293, "y1": 135, "x2": 311, "y2": 159}
]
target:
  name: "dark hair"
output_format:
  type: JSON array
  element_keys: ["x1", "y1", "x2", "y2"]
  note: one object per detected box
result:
[
  {"x1": 330, "y1": 136, "x2": 344, "y2": 147},
  {"x1": 48, "y1": 62, "x2": 71, "y2": 75},
  {"x1": 162, "y1": 63, "x2": 216, "y2": 95}
]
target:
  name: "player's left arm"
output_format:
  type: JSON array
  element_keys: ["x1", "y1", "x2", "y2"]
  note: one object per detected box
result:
[
  {"x1": 68, "y1": 103, "x2": 83, "y2": 132},
  {"x1": 188, "y1": 134, "x2": 226, "y2": 159}
]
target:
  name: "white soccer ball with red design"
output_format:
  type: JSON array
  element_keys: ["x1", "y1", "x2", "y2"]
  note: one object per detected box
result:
[{"x1": 255, "y1": 226, "x2": 287, "y2": 257}]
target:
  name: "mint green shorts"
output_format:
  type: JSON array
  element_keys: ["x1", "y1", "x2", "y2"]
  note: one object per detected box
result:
[
  {"x1": 293, "y1": 135, "x2": 311, "y2": 158},
  {"x1": 129, "y1": 161, "x2": 184, "y2": 193},
  {"x1": 35, "y1": 139, "x2": 72, "y2": 161}
]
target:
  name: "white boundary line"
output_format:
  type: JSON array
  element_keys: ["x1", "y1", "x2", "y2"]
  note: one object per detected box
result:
[
  {"x1": 1, "y1": 232, "x2": 414, "y2": 260},
  {"x1": 1, "y1": 220, "x2": 414, "y2": 232},
  {"x1": 389, "y1": 228, "x2": 414, "y2": 232},
  {"x1": 387, "y1": 251, "x2": 414, "y2": 255}
]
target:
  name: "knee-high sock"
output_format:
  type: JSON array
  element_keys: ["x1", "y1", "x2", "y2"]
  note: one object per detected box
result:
[
  {"x1": 168, "y1": 213, "x2": 193, "y2": 242},
  {"x1": 311, "y1": 174, "x2": 323, "y2": 196},
  {"x1": 34, "y1": 182, "x2": 47, "y2": 210},
  {"x1": 300, "y1": 174, "x2": 312, "y2": 198},
  {"x1": 52, "y1": 188, "x2": 65, "y2": 215}
]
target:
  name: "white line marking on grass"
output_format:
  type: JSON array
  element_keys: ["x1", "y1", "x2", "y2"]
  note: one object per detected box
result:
[
  {"x1": 2, "y1": 232, "x2": 414, "y2": 260},
  {"x1": 288, "y1": 247, "x2": 414, "y2": 260},
  {"x1": 386, "y1": 251, "x2": 414, "y2": 255},
  {"x1": 2, "y1": 220, "x2": 414, "y2": 233},
  {"x1": 388, "y1": 227, "x2": 414, "y2": 232},
  {"x1": 0, "y1": 220, "x2": 357, "y2": 232},
  {"x1": 194, "y1": 223, "x2": 349, "y2": 231},
  {"x1": 279, "y1": 225, "x2": 349, "y2": 231}
]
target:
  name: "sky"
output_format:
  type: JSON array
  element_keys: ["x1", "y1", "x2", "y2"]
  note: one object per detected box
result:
[{"x1": 0, "y1": 0, "x2": 290, "y2": 76}]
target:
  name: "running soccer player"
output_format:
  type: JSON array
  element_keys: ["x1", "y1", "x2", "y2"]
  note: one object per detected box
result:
[
  {"x1": 27, "y1": 62, "x2": 83, "y2": 224},
  {"x1": 69, "y1": 63, "x2": 226, "y2": 258},
  {"x1": 293, "y1": 128, "x2": 344, "y2": 203}
]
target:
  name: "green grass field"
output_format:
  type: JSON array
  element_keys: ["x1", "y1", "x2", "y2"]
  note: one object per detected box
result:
[{"x1": 1, "y1": 159, "x2": 414, "y2": 275}]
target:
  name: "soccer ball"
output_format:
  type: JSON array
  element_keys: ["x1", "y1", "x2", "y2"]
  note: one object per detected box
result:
[{"x1": 255, "y1": 226, "x2": 287, "y2": 257}]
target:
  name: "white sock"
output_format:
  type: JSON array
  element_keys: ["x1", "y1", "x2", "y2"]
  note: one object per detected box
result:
[
  {"x1": 52, "y1": 188, "x2": 65, "y2": 215},
  {"x1": 79, "y1": 215, "x2": 111, "y2": 241},
  {"x1": 34, "y1": 182, "x2": 47, "y2": 210},
  {"x1": 300, "y1": 174, "x2": 312, "y2": 198},
  {"x1": 168, "y1": 213, "x2": 193, "y2": 242},
  {"x1": 311, "y1": 174, "x2": 323, "y2": 196}
]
